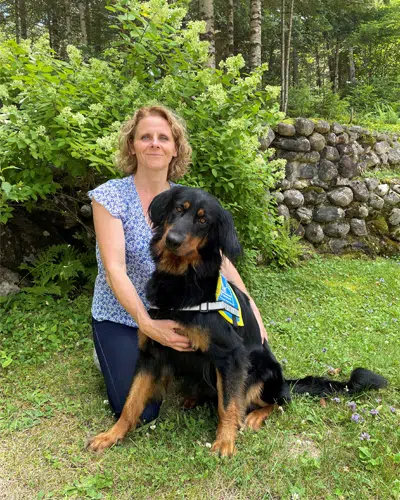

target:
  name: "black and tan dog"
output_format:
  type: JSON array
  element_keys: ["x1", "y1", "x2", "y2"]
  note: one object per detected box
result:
[{"x1": 88, "y1": 186, "x2": 387, "y2": 456}]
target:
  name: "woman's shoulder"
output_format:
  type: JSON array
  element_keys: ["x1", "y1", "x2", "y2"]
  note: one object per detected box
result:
[{"x1": 88, "y1": 176, "x2": 134, "y2": 218}]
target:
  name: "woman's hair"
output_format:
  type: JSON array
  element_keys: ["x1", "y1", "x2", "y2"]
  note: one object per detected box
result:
[{"x1": 117, "y1": 105, "x2": 192, "y2": 181}]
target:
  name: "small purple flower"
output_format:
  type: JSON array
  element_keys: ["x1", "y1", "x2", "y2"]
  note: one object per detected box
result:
[
  {"x1": 322, "y1": 347, "x2": 327, "y2": 353},
  {"x1": 351, "y1": 413, "x2": 363, "y2": 423},
  {"x1": 370, "y1": 409, "x2": 379, "y2": 416},
  {"x1": 282, "y1": 358, "x2": 288, "y2": 364},
  {"x1": 390, "y1": 406, "x2": 396, "y2": 414},
  {"x1": 347, "y1": 401, "x2": 357, "y2": 412},
  {"x1": 331, "y1": 397, "x2": 341, "y2": 403},
  {"x1": 375, "y1": 398, "x2": 381, "y2": 403},
  {"x1": 360, "y1": 432, "x2": 371, "y2": 441},
  {"x1": 286, "y1": 317, "x2": 292, "y2": 322},
  {"x1": 269, "y1": 320, "x2": 276, "y2": 326}
]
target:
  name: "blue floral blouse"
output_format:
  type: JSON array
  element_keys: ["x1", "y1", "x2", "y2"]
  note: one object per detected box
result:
[{"x1": 88, "y1": 175, "x2": 167, "y2": 327}]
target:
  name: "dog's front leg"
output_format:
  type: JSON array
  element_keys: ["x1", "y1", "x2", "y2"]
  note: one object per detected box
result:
[
  {"x1": 212, "y1": 368, "x2": 246, "y2": 457},
  {"x1": 87, "y1": 370, "x2": 157, "y2": 452}
]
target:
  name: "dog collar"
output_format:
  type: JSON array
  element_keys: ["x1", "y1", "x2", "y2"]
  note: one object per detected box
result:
[{"x1": 150, "y1": 274, "x2": 244, "y2": 327}]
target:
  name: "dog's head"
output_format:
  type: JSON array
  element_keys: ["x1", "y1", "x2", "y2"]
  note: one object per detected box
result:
[{"x1": 148, "y1": 186, "x2": 242, "y2": 275}]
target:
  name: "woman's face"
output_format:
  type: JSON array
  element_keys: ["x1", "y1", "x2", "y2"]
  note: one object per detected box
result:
[{"x1": 131, "y1": 115, "x2": 177, "y2": 175}]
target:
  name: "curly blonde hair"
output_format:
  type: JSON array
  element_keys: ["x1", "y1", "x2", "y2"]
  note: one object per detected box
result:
[{"x1": 117, "y1": 105, "x2": 192, "y2": 181}]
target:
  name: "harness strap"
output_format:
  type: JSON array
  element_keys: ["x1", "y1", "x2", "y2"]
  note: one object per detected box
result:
[{"x1": 150, "y1": 300, "x2": 240, "y2": 318}]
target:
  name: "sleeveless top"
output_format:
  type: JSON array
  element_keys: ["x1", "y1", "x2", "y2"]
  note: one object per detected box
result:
[{"x1": 88, "y1": 175, "x2": 171, "y2": 327}]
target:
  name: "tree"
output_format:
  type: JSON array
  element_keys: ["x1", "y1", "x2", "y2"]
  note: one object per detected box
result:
[
  {"x1": 249, "y1": 0, "x2": 261, "y2": 70},
  {"x1": 199, "y1": 0, "x2": 216, "y2": 68}
]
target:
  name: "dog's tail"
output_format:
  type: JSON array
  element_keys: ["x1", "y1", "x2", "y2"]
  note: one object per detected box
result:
[{"x1": 287, "y1": 368, "x2": 387, "y2": 397}]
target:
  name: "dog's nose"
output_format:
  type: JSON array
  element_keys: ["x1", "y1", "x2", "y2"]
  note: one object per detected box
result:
[{"x1": 166, "y1": 231, "x2": 185, "y2": 250}]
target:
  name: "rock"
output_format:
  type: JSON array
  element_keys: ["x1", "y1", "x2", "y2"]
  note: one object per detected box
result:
[
  {"x1": 337, "y1": 143, "x2": 354, "y2": 156},
  {"x1": 309, "y1": 133, "x2": 326, "y2": 152},
  {"x1": 351, "y1": 218, "x2": 368, "y2": 236},
  {"x1": 388, "y1": 148, "x2": 400, "y2": 165},
  {"x1": 376, "y1": 184, "x2": 389, "y2": 197},
  {"x1": 365, "y1": 178, "x2": 379, "y2": 191},
  {"x1": 259, "y1": 127, "x2": 276, "y2": 150},
  {"x1": 303, "y1": 188, "x2": 327, "y2": 206},
  {"x1": 305, "y1": 222, "x2": 325, "y2": 243},
  {"x1": 314, "y1": 120, "x2": 330, "y2": 134},
  {"x1": 295, "y1": 118, "x2": 315, "y2": 136},
  {"x1": 390, "y1": 227, "x2": 400, "y2": 241},
  {"x1": 321, "y1": 146, "x2": 340, "y2": 162},
  {"x1": 369, "y1": 193, "x2": 385, "y2": 210},
  {"x1": 272, "y1": 191, "x2": 285, "y2": 203},
  {"x1": 274, "y1": 137, "x2": 311, "y2": 152},
  {"x1": 337, "y1": 133, "x2": 349, "y2": 144},
  {"x1": 313, "y1": 206, "x2": 345, "y2": 223},
  {"x1": 293, "y1": 180, "x2": 311, "y2": 189},
  {"x1": 327, "y1": 187, "x2": 354, "y2": 207},
  {"x1": 393, "y1": 185, "x2": 400, "y2": 195},
  {"x1": 349, "y1": 180, "x2": 370, "y2": 202},
  {"x1": 339, "y1": 155, "x2": 359, "y2": 178},
  {"x1": 346, "y1": 203, "x2": 369, "y2": 219},
  {"x1": 293, "y1": 224, "x2": 305, "y2": 237},
  {"x1": 299, "y1": 164, "x2": 317, "y2": 179},
  {"x1": 332, "y1": 123, "x2": 344, "y2": 134},
  {"x1": 296, "y1": 206, "x2": 313, "y2": 224},
  {"x1": 277, "y1": 150, "x2": 305, "y2": 161},
  {"x1": 0, "y1": 266, "x2": 20, "y2": 296},
  {"x1": 326, "y1": 133, "x2": 337, "y2": 146},
  {"x1": 277, "y1": 123, "x2": 296, "y2": 137},
  {"x1": 388, "y1": 208, "x2": 400, "y2": 226},
  {"x1": 318, "y1": 159, "x2": 338, "y2": 181},
  {"x1": 374, "y1": 141, "x2": 390, "y2": 155},
  {"x1": 277, "y1": 204, "x2": 290, "y2": 219},
  {"x1": 277, "y1": 179, "x2": 291, "y2": 191},
  {"x1": 324, "y1": 222, "x2": 350, "y2": 238},
  {"x1": 329, "y1": 239, "x2": 349, "y2": 253},
  {"x1": 384, "y1": 190, "x2": 400, "y2": 206},
  {"x1": 336, "y1": 177, "x2": 351, "y2": 186},
  {"x1": 80, "y1": 204, "x2": 92, "y2": 218},
  {"x1": 285, "y1": 162, "x2": 300, "y2": 182},
  {"x1": 283, "y1": 189, "x2": 304, "y2": 208},
  {"x1": 362, "y1": 151, "x2": 380, "y2": 168},
  {"x1": 380, "y1": 153, "x2": 389, "y2": 165}
]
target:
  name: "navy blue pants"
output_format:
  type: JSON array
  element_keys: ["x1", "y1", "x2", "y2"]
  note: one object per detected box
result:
[{"x1": 92, "y1": 318, "x2": 161, "y2": 422}]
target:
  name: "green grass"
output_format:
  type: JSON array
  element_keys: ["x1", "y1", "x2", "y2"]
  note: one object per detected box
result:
[
  {"x1": 361, "y1": 168, "x2": 400, "y2": 183},
  {"x1": 1, "y1": 256, "x2": 400, "y2": 499}
]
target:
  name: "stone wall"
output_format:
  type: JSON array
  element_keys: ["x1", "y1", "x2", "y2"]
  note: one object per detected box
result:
[{"x1": 269, "y1": 118, "x2": 400, "y2": 255}]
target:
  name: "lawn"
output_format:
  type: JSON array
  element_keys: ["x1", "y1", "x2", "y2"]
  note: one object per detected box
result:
[{"x1": 0, "y1": 256, "x2": 399, "y2": 499}]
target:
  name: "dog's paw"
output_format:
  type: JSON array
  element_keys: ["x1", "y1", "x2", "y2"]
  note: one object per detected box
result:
[
  {"x1": 86, "y1": 431, "x2": 121, "y2": 453},
  {"x1": 211, "y1": 439, "x2": 236, "y2": 457},
  {"x1": 245, "y1": 406, "x2": 275, "y2": 431}
]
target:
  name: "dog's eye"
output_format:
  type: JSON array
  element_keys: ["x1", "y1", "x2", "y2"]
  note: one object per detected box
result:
[
  {"x1": 176, "y1": 206, "x2": 183, "y2": 213},
  {"x1": 198, "y1": 217, "x2": 207, "y2": 224}
]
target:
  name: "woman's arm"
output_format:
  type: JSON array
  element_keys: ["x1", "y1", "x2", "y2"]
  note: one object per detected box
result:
[
  {"x1": 92, "y1": 200, "x2": 193, "y2": 351},
  {"x1": 220, "y1": 256, "x2": 268, "y2": 343}
]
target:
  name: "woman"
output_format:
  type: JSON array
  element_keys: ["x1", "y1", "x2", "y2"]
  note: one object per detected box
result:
[{"x1": 88, "y1": 105, "x2": 268, "y2": 421}]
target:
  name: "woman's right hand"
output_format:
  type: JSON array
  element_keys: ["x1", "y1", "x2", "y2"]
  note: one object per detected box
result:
[{"x1": 139, "y1": 318, "x2": 194, "y2": 352}]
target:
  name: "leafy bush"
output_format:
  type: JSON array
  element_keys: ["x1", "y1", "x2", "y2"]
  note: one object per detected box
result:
[{"x1": 0, "y1": 0, "x2": 299, "y2": 266}]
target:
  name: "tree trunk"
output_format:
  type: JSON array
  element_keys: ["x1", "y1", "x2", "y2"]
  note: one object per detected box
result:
[
  {"x1": 315, "y1": 45, "x2": 322, "y2": 88},
  {"x1": 333, "y1": 39, "x2": 340, "y2": 93},
  {"x1": 199, "y1": 0, "x2": 215, "y2": 68},
  {"x1": 19, "y1": 0, "x2": 27, "y2": 38},
  {"x1": 283, "y1": 0, "x2": 294, "y2": 113},
  {"x1": 292, "y1": 40, "x2": 298, "y2": 86},
  {"x1": 15, "y1": 0, "x2": 20, "y2": 43},
  {"x1": 79, "y1": 1, "x2": 88, "y2": 46},
  {"x1": 60, "y1": 0, "x2": 71, "y2": 59},
  {"x1": 227, "y1": 0, "x2": 234, "y2": 57},
  {"x1": 280, "y1": 0, "x2": 286, "y2": 112},
  {"x1": 349, "y1": 46, "x2": 356, "y2": 84},
  {"x1": 250, "y1": 0, "x2": 262, "y2": 70}
]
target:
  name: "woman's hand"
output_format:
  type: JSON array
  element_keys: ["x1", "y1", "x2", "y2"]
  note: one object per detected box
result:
[{"x1": 139, "y1": 318, "x2": 194, "y2": 352}]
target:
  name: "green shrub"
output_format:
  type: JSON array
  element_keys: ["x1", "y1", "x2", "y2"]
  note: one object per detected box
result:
[{"x1": 0, "y1": 0, "x2": 299, "y2": 266}]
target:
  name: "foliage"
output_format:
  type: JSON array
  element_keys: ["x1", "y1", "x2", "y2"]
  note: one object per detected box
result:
[
  {"x1": 0, "y1": 0, "x2": 298, "y2": 266},
  {"x1": 18, "y1": 244, "x2": 96, "y2": 297}
]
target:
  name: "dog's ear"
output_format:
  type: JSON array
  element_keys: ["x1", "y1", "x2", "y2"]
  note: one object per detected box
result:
[
  {"x1": 148, "y1": 187, "x2": 179, "y2": 226},
  {"x1": 218, "y1": 208, "x2": 242, "y2": 261}
]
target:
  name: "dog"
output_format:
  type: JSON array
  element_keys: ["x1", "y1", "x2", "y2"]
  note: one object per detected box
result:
[{"x1": 87, "y1": 186, "x2": 387, "y2": 456}]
